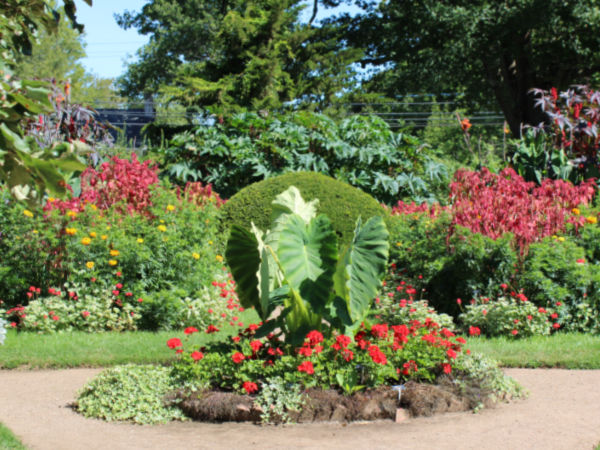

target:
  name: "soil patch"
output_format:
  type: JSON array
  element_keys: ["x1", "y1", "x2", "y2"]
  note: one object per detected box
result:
[
  {"x1": 175, "y1": 383, "x2": 474, "y2": 423},
  {"x1": 1, "y1": 368, "x2": 599, "y2": 449}
]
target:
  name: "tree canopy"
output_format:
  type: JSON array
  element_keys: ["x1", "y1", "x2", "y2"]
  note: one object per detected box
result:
[
  {"x1": 116, "y1": 0, "x2": 362, "y2": 112},
  {"x1": 117, "y1": 0, "x2": 600, "y2": 132},
  {"x1": 12, "y1": 3, "x2": 120, "y2": 106},
  {"x1": 349, "y1": 0, "x2": 600, "y2": 135}
]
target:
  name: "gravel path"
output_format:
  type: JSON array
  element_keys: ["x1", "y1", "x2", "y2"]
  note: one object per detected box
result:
[{"x1": 0, "y1": 368, "x2": 599, "y2": 449}]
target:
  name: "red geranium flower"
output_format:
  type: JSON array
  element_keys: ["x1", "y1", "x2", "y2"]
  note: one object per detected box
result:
[
  {"x1": 370, "y1": 323, "x2": 389, "y2": 339},
  {"x1": 184, "y1": 326, "x2": 199, "y2": 335},
  {"x1": 298, "y1": 345, "x2": 313, "y2": 357},
  {"x1": 250, "y1": 340, "x2": 262, "y2": 353},
  {"x1": 297, "y1": 361, "x2": 314, "y2": 374},
  {"x1": 232, "y1": 352, "x2": 245, "y2": 364},
  {"x1": 368, "y1": 345, "x2": 387, "y2": 365},
  {"x1": 441, "y1": 363, "x2": 452, "y2": 374},
  {"x1": 191, "y1": 351, "x2": 204, "y2": 361},
  {"x1": 206, "y1": 324, "x2": 220, "y2": 334},
  {"x1": 305, "y1": 330, "x2": 324, "y2": 346},
  {"x1": 167, "y1": 338, "x2": 182, "y2": 349},
  {"x1": 242, "y1": 381, "x2": 259, "y2": 394},
  {"x1": 469, "y1": 326, "x2": 481, "y2": 336}
]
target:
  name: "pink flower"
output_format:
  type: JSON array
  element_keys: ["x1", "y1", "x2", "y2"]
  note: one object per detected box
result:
[{"x1": 81, "y1": 311, "x2": 90, "y2": 318}]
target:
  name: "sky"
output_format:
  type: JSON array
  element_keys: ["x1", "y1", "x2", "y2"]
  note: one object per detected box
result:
[{"x1": 73, "y1": 0, "x2": 362, "y2": 80}]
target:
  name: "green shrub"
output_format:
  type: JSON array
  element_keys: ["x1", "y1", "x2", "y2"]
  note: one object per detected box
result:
[
  {"x1": 220, "y1": 171, "x2": 391, "y2": 247},
  {"x1": 519, "y1": 237, "x2": 600, "y2": 333},
  {"x1": 158, "y1": 111, "x2": 447, "y2": 203},
  {"x1": 76, "y1": 365, "x2": 186, "y2": 424},
  {"x1": 0, "y1": 187, "x2": 65, "y2": 308},
  {"x1": 458, "y1": 295, "x2": 559, "y2": 338},
  {"x1": 388, "y1": 212, "x2": 518, "y2": 317}
]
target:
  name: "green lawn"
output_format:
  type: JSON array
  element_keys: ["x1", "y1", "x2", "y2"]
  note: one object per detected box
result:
[
  {"x1": 0, "y1": 423, "x2": 26, "y2": 450},
  {"x1": 0, "y1": 309, "x2": 260, "y2": 369},
  {"x1": 467, "y1": 333, "x2": 600, "y2": 369}
]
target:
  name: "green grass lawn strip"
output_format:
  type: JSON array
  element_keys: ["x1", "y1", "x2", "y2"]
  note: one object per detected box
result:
[
  {"x1": 0, "y1": 422, "x2": 27, "y2": 449},
  {"x1": 467, "y1": 333, "x2": 600, "y2": 369},
  {"x1": 0, "y1": 309, "x2": 260, "y2": 369}
]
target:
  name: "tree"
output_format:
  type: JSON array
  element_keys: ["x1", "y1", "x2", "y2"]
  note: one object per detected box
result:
[
  {"x1": 12, "y1": 3, "x2": 121, "y2": 107},
  {"x1": 0, "y1": 0, "x2": 90, "y2": 203},
  {"x1": 349, "y1": 0, "x2": 600, "y2": 135},
  {"x1": 116, "y1": 0, "x2": 361, "y2": 112}
]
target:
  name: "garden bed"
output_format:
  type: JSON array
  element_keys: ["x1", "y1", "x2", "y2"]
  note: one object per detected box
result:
[{"x1": 173, "y1": 380, "x2": 485, "y2": 424}]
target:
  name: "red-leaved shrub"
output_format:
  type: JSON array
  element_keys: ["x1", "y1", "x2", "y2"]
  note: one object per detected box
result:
[
  {"x1": 178, "y1": 181, "x2": 225, "y2": 208},
  {"x1": 392, "y1": 167, "x2": 596, "y2": 253},
  {"x1": 45, "y1": 154, "x2": 159, "y2": 216}
]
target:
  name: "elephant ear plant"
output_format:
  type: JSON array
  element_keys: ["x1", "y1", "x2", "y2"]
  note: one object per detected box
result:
[{"x1": 226, "y1": 186, "x2": 389, "y2": 343}]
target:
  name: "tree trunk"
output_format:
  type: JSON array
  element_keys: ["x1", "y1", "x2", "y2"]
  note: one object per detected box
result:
[{"x1": 482, "y1": 37, "x2": 546, "y2": 138}]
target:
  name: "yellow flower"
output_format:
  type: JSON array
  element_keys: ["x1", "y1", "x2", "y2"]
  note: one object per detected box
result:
[
  {"x1": 572, "y1": 208, "x2": 581, "y2": 216},
  {"x1": 166, "y1": 204, "x2": 175, "y2": 212},
  {"x1": 23, "y1": 209, "x2": 34, "y2": 218},
  {"x1": 101, "y1": 235, "x2": 108, "y2": 240},
  {"x1": 48, "y1": 197, "x2": 55, "y2": 203},
  {"x1": 158, "y1": 225, "x2": 167, "y2": 232},
  {"x1": 586, "y1": 216, "x2": 597, "y2": 224},
  {"x1": 106, "y1": 225, "x2": 111, "y2": 230},
  {"x1": 108, "y1": 259, "x2": 118, "y2": 266},
  {"x1": 66, "y1": 210, "x2": 77, "y2": 218},
  {"x1": 558, "y1": 237, "x2": 565, "y2": 242},
  {"x1": 396, "y1": 242, "x2": 402, "y2": 247},
  {"x1": 89, "y1": 232, "x2": 97, "y2": 238},
  {"x1": 552, "y1": 235, "x2": 558, "y2": 239},
  {"x1": 81, "y1": 237, "x2": 92, "y2": 246},
  {"x1": 110, "y1": 249, "x2": 120, "y2": 257},
  {"x1": 65, "y1": 227, "x2": 77, "y2": 235},
  {"x1": 159, "y1": 219, "x2": 165, "y2": 223},
  {"x1": 86, "y1": 261, "x2": 95, "y2": 269},
  {"x1": 32, "y1": 230, "x2": 38, "y2": 234},
  {"x1": 208, "y1": 240, "x2": 213, "y2": 246},
  {"x1": 137, "y1": 238, "x2": 144, "y2": 244},
  {"x1": 192, "y1": 252, "x2": 200, "y2": 260},
  {"x1": 205, "y1": 219, "x2": 210, "y2": 224},
  {"x1": 216, "y1": 255, "x2": 224, "y2": 262}
]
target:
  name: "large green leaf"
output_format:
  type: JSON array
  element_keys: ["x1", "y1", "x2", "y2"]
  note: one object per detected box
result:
[
  {"x1": 271, "y1": 185, "x2": 318, "y2": 225},
  {"x1": 277, "y1": 214, "x2": 337, "y2": 315},
  {"x1": 333, "y1": 215, "x2": 389, "y2": 323},
  {"x1": 225, "y1": 224, "x2": 263, "y2": 317}
]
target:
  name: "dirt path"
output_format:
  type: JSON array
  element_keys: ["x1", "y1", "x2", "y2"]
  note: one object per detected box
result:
[{"x1": 0, "y1": 368, "x2": 599, "y2": 450}]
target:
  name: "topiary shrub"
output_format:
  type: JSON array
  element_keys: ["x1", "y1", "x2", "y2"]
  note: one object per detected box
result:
[{"x1": 220, "y1": 172, "x2": 391, "y2": 247}]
